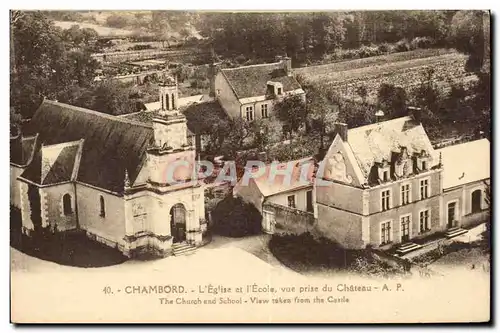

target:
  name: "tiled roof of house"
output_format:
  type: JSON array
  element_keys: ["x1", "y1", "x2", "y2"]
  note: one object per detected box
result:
[
  {"x1": 236, "y1": 157, "x2": 315, "y2": 198},
  {"x1": 346, "y1": 116, "x2": 437, "y2": 181},
  {"x1": 436, "y1": 139, "x2": 490, "y2": 189},
  {"x1": 22, "y1": 99, "x2": 153, "y2": 193},
  {"x1": 221, "y1": 63, "x2": 302, "y2": 99}
]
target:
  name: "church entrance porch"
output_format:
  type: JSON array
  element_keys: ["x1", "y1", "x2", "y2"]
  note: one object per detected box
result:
[{"x1": 170, "y1": 203, "x2": 187, "y2": 243}]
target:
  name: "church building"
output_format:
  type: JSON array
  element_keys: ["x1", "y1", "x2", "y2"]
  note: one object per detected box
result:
[{"x1": 10, "y1": 77, "x2": 207, "y2": 258}]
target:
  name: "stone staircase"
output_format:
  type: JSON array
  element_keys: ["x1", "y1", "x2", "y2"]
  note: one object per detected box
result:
[
  {"x1": 172, "y1": 242, "x2": 197, "y2": 256},
  {"x1": 396, "y1": 242, "x2": 422, "y2": 256},
  {"x1": 445, "y1": 227, "x2": 468, "y2": 239}
]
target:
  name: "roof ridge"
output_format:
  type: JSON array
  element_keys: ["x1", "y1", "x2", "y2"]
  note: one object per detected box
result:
[
  {"x1": 42, "y1": 99, "x2": 153, "y2": 129},
  {"x1": 222, "y1": 61, "x2": 282, "y2": 71},
  {"x1": 348, "y1": 116, "x2": 413, "y2": 134}
]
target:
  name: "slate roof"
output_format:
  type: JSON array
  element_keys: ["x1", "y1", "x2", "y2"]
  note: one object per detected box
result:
[
  {"x1": 436, "y1": 139, "x2": 490, "y2": 189},
  {"x1": 346, "y1": 116, "x2": 437, "y2": 180},
  {"x1": 10, "y1": 135, "x2": 37, "y2": 166},
  {"x1": 21, "y1": 141, "x2": 82, "y2": 185},
  {"x1": 221, "y1": 63, "x2": 302, "y2": 99},
  {"x1": 22, "y1": 100, "x2": 154, "y2": 193}
]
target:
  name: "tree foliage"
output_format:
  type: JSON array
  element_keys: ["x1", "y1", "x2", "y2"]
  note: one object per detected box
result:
[
  {"x1": 10, "y1": 11, "x2": 99, "y2": 119},
  {"x1": 274, "y1": 95, "x2": 307, "y2": 136},
  {"x1": 211, "y1": 196, "x2": 262, "y2": 237}
]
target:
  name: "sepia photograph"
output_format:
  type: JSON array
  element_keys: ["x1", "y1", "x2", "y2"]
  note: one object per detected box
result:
[{"x1": 9, "y1": 9, "x2": 491, "y2": 323}]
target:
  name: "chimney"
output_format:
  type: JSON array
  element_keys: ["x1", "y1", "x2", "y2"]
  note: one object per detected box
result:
[
  {"x1": 209, "y1": 62, "x2": 220, "y2": 98},
  {"x1": 281, "y1": 56, "x2": 292, "y2": 76},
  {"x1": 407, "y1": 106, "x2": 422, "y2": 123},
  {"x1": 334, "y1": 123, "x2": 348, "y2": 142}
]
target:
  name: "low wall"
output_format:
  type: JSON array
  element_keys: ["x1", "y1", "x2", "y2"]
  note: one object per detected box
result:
[{"x1": 263, "y1": 202, "x2": 315, "y2": 235}]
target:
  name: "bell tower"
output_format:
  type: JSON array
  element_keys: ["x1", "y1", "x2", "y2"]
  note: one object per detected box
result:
[{"x1": 159, "y1": 76, "x2": 178, "y2": 111}]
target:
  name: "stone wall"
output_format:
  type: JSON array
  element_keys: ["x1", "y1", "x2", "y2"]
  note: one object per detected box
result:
[{"x1": 263, "y1": 201, "x2": 315, "y2": 236}]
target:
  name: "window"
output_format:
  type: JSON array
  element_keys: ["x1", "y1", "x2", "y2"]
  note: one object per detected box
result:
[
  {"x1": 419, "y1": 209, "x2": 431, "y2": 233},
  {"x1": 401, "y1": 184, "x2": 411, "y2": 205},
  {"x1": 381, "y1": 189, "x2": 391, "y2": 211},
  {"x1": 216, "y1": 89, "x2": 221, "y2": 96},
  {"x1": 261, "y1": 104, "x2": 268, "y2": 118},
  {"x1": 400, "y1": 215, "x2": 411, "y2": 243},
  {"x1": 420, "y1": 178, "x2": 429, "y2": 200},
  {"x1": 277, "y1": 87, "x2": 283, "y2": 95},
  {"x1": 422, "y1": 160, "x2": 427, "y2": 170},
  {"x1": 63, "y1": 194, "x2": 72, "y2": 215},
  {"x1": 471, "y1": 190, "x2": 482, "y2": 213},
  {"x1": 287, "y1": 195, "x2": 296, "y2": 208},
  {"x1": 306, "y1": 190, "x2": 313, "y2": 212},
  {"x1": 245, "y1": 106, "x2": 254, "y2": 121},
  {"x1": 100, "y1": 195, "x2": 106, "y2": 218},
  {"x1": 380, "y1": 221, "x2": 392, "y2": 245},
  {"x1": 383, "y1": 170, "x2": 389, "y2": 181}
]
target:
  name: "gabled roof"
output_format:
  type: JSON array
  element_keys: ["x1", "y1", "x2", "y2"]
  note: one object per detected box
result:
[
  {"x1": 10, "y1": 135, "x2": 38, "y2": 166},
  {"x1": 437, "y1": 139, "x2": 490, "y2": 189},
  {"x1": 346, "y1": 116, "x2": 437, "y2": 181},
  {"x1": 221, "y1": 62, "x2": 302, "y2": 99},
  {"x1": 21, "y1": 140, "x2": 83, "y2": 186},
  {"x1": 23, "y1": 100, "x2": 154, "y2": 193}
]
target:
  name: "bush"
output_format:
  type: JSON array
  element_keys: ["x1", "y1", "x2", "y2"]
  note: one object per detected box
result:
[
  {"x1": 211, "y1": 196, "x2": 262, "y2": 237},
  {"x1": 190, "y1": 78, "x2": 210, "y2": 89},
  {"x1": 410, "y1": 37, "x2": 436, "y2": 50},
  {"x1": 377, "y1": 42, "x2": 393, "y2": 54},
  {"x1": 394, "y1": 39, "x2": 411, "y2": 52},
  {"x1": 358, "y1": 45, "x2": 381, "y2": 58}
]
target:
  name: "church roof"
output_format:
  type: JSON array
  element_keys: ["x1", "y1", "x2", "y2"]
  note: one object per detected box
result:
[
  {"x1": 345, "y1": 116, "x2": 437, "y2": 180},
  {"x1": 21, "y1": 140, "x2": 82, "y2": 186},
  {"x1": 10, "y1": 135, "x2": 38, "y2": 166},
  {"x1": 22, "y1": 100, "x2": 153, "y2": 193},
  {"x1": 436, "y1": 139, "x2": 490, "y2": 189},
  {"x1": 221, "y1": 62, "x2": 302, "y2": 99}
]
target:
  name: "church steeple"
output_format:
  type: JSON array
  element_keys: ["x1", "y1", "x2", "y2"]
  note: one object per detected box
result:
[{"x1": 159, "y1": 76, "x2": 178, "y2": 112}]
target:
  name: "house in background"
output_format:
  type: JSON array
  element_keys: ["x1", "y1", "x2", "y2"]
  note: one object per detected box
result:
[
  {"x1": 10, "y1": 78, "x2": 207, "y2": 258},
  {"x1": 210, "y1": 56, "x2": 306, "y2": 121},
  {"x1": 234, "y1": 157, "x2": 316, "y2": 234}
]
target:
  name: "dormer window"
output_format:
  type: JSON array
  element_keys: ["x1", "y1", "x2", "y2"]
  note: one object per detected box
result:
[
  {"x1": 415, "y1": 149, "x2": 431, "y2": 173},
  {"x1": 377, "y1": 159, "x2": 391, "y2": 182},
  {"x1": 266, "y1": 81, "x2": 284, "y2": 98}
]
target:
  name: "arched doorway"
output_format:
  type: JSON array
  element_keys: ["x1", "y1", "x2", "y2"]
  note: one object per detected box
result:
[
  {"x1": 170, "y1": 204, "x2": 187, "y2": 243},
  {"x1": 471, "y1": 190, "x2": 482, "y2": 213}
]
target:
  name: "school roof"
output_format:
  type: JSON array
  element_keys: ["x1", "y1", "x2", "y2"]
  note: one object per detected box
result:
[
  {"x1": 346, "y1": 116, "x2": 437, "y2": 182},
  {"x1": 221, "y1": 62, "x2": 302, "y2": 99},
  {"x1": 436, "y1": 139, "x2": 490, "y2": 189},
  {"x1": 20, "y1": 99, "x2": 153, "y2": 193}
]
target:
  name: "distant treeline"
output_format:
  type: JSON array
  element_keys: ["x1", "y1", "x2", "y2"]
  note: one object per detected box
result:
[{"x1": 197, "y1": 11, "x2": 487, "y2": 66}]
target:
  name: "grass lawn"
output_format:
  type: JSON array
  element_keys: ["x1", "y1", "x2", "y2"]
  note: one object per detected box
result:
[
  {"x1": 10, "y1": 206, "x2": 127, "y2": 268},
  {"x1": 268, "y1": 232, "x2": 406, "y2": 278}
]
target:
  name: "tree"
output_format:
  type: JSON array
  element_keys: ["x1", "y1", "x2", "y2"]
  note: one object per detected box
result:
[
  {"x1": 105, "y1": 14, "x2": 130, "y2": 29},
  {"x1": 306, "y1": 86, "x2": 338, "y2": 149},
  {"x1": 448, "y1": 11, "x2": 485, "y2": 72},
  {"x1": 211, "y1": 196, "x2": 262, "y2": 237},
  {"x1": 274, "y1": 95, "x2": 307, "y2": 137},
  {"x1": 10, "y1": 11, "x2": 99, "y2": 118},
  {"x1": 377, "y1": 83, "x2": 408, "y2": 118}
]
